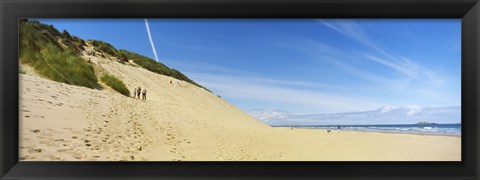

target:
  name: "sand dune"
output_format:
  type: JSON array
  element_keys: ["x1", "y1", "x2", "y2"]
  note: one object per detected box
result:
[{"x1": 19, "y1": 50, "x2": 461, "y2": 161}]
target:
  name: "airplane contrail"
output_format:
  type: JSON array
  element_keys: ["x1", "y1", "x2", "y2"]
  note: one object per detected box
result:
[{"x1": 144, "y1": 19, "x2": 159, "y2": 62}]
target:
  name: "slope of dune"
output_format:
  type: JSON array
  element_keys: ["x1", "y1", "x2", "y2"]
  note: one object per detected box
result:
[{"x1": 19, "y1": 45, "x2": 275, "y2": 161}]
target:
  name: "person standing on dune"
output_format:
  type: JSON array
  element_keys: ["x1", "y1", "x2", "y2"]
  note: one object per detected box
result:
[
  {"x1": 137, "y1": 87, "x2": 141, "y2": 99},
  {"x1": 133, "y1": 88, "x2": 137, "y2": 98},
  {"x1": 142, "y1": 89, "x2": 147, "y2": 100}
]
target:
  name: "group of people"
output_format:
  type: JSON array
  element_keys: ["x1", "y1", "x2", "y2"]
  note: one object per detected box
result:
[
  {"x1": 132, "y1": 80, "x2": 179, "y2": 101},
  {"x1": 133, "y1": 87, "x2": 147, "y2": 100},
  {"x1": 326, "y1": 126, "x2": 341, "y2": 134}
]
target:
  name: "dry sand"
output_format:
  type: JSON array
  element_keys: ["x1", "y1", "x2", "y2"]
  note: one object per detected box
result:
[{"x1": 19, "y1": 51, "x2": 461, "y2": 161}]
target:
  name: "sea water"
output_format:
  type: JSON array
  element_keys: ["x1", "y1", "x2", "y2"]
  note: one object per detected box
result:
[{"x1": 293, "y1": 124, "x2": 461, "y2": 136}]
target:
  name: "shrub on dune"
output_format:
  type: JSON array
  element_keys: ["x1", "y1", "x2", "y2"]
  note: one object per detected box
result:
[
  {"x1": 87, "y1": 40, "x2": 119, "y2": 57},
  {"x1": 19, "y1": 20, "x2": 98, "y2": 89},
  {"x1": 101, "y1": 74, "x2": 130, "y2": 96}
]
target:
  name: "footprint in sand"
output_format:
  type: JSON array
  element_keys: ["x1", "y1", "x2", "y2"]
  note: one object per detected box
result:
[
  {"x1": 19, "y1": 155, "x2": 36, "y2": 160},
  {"x1": 28, "y1": 148, "x2": 42, "y2": 153},
  {"x1": 57, "y1": 149, "x2": 70, "y2": 152},
  {"x1": 73, "y1": 154, "x2": 83, "y2": 160}
]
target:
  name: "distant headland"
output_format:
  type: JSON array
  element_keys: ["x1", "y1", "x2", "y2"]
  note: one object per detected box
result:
[{"x1": 417, "y1": 122, "x2": 437, "y2": 125}]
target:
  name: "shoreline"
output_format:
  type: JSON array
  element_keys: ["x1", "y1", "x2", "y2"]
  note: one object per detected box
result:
[{"x1": 274, "y1": 127, "x2": 461, "y2": 137}]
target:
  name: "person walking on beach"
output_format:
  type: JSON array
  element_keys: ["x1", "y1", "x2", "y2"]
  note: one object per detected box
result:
[
  {"x1": 133, "y1": 88, "x2": 137, "y2": 98},
  {"x1": 137, "y1": 87, "x2": 141, "y2": 99},
  {"x1": 142, "y1": 89, "x2": 147, "y2": 100},
  {"x1": 337, "y1": 125, "x2": 341, "y2": 133}
]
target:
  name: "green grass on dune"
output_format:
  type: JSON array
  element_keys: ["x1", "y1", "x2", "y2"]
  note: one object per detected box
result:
[
  {"x1": 87, "y1": 40, "x2": 119, "y2": 57},
  {"x1": 20, "y1": 19, "x2": 211, "y2": 94},
  {"x1": 118, "y1": 50, "x2": 212, "y2": 93},
  {"x1": 19, "y1": 20, "x2": 98, "y2": 89},
  {"x1": 100, "y1": 74, "x2": 130, "y2": 96}
]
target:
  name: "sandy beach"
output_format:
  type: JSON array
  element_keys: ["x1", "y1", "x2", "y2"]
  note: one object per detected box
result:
[{"x1": 19, "y1": 51, "x2": 461, "y2": 161}]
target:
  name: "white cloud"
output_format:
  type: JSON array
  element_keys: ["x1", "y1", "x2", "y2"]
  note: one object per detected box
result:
[
  {"x1": 144, "y1": 19, "x2": 159, "y2": 62},
  {"x1": 318, "y1": 20, "x2": 456, "y2": 104},
  {"x1": 362, "y1": 54, "x2": 446, "y2": 86},
  {"x1": 261, "y1": 36, "x2": 412, "y2": 89},
  {"x1": 249, "y1": 106, "x2": 460, "y2": 125},
  {"x1": 319, "y1": 20, "x2": 446, "y2": 86},
  {"x1": 188, "y1": 72, "x2": 387, "y2": 114},
  {"x1": 164, "y1": 60, "x2": 258, "y2": 77},
  {"x1": 362, "y1": 53, "x2": 419, "y2": 78},
  {"x1": 320, "y1": 20, "x2": 368, "y2": 42}
]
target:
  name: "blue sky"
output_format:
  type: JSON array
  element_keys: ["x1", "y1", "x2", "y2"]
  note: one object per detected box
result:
[{"x1": 37, "y1": 19, "x2": 461, "y2": 115}]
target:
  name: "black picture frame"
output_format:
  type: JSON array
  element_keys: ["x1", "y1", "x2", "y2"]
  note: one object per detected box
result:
[{"x1": 1, "y1": 0, "x2": 479, "y2": 179}]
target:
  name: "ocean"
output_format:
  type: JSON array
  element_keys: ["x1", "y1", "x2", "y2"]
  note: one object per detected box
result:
[{"x1": 282, "y1": 124, "x2": 461, "y2": 136}]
